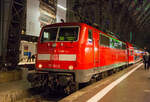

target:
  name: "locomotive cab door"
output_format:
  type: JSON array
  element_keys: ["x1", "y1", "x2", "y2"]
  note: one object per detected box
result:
[{"x1": 93, "y1": 31, "x2": 100, "y2": 67}]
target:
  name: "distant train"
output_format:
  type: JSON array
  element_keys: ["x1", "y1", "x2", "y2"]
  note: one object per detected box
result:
[{"x1": 28, "y1": 23, "x2": 143, "y2": 93}]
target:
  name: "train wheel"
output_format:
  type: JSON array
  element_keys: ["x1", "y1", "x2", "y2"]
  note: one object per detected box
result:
[
  {"x1": 89, "y1": 78, "x2": 96, "y2": 84},
  {"x1": 102, "y1": 72, "x2": 108, "y2": 78},
  {"x1": 108, "y1": 70, "x2": 113, "y2": 76},
  {"x1": 64, "y1": 82, "x2": 78, "y2": 95},
  {"x1": 75, "y1": 82, "x2": 79, "y2": 90},
  {"x1": 116, "y1": 68, "x2": 120, "y2": 72},
  {"x1": 101, "y1": 72, "x2": 105, "y2": 78},
  {"x1": 96, "y1": 74, "x2": 102, "y2": 81},
  {"x1": 113, "y1": 69, "x2": 117, "y2": 73}
]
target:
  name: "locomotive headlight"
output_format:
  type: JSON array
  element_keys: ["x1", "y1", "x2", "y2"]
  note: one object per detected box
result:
[
  {"x1": 38, "y1": 64, "x2": 43, "y2": 69},
  {"x1": 68, "y1": 65, "x2": 74, "y2": 70}
]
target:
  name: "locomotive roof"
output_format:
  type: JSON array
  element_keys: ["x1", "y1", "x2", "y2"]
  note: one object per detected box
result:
[{"x1": 43, "y1": 22, "x2": 126, "y2": 44}]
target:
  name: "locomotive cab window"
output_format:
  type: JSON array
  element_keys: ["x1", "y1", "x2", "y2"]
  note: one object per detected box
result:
[
  {"x1": 58, "y1": 27, "x2": 79, "y2": 41},
  {"x1": 88, "y1": 30, "x2": 93, "y2": 42},
  {"x1": 100, "y1": 33, "x2": 110, "y2": 47},
  {"x1": 41, "y1": 26, "x2": 79, "y2": 42},
  {"x1": 41, "y1": 27, "x2": 58, "y2": 42}
]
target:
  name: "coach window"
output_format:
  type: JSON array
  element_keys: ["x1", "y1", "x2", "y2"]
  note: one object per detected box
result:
[
  {"x1": 110, "y1": 38, "x2": 116, "y2": 48},
  {"x1": 130, "y1": 50, "x2": 133, "y2": 55},
  {"x1": 88, "y1": 30, "x2": 93, "y2": 42},
  {"x1": 116, "y1": 40, "x2": 121, "y2": 49},
  {"x1": 100, "y1": 34, "x2": 110, "y2": 47},
  {"x1": 118, "y1": 41, "x2": 122, "y2": 49},
  {"x1": 110, "y1": 38, "x2": 114, "y2": 48},
  {"x1": 122, "y1": 44, "x2": 126, "y2": 49},
  {"x1": 113, "y1": 40, "x2": 118, "y2": 49}
]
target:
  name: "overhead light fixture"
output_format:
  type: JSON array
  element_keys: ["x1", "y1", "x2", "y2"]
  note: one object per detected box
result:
[{"x1": 57, "y1": 4, "x2": 67, "y2": 11}]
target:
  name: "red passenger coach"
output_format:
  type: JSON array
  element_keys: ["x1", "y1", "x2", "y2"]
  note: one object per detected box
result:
[
  {"x1": 126, "y1": 42, "x2": 134, "y2": 64},
  {"x1": 133, "y1": 48, "x2": 143, "y2": 63},
  {"x1": 28, "y1": 23, "x2": 132, "y2": 93},
  {"x1": 126, "y1": 43, "x2": 143, "y2": 64}
]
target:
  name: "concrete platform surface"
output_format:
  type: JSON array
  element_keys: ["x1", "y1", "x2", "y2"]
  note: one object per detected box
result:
[
  {"x1": 0, "y1": 68, "x2": 31, "y2": 102},
  {"x1": 59, "y1": 63, "x2": 149, "y2": 102},
  {"x1": 0, "y1": 80, "x2": 30, "y2": 102},
  {"x1": 99, "y1": 64, "x2": 150, "y2": 102},
  {"x1": 0, "y1": 70, "x2": 22, "y2": 84}
]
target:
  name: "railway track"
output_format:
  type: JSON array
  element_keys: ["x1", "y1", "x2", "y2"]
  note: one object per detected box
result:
[
  {"x1": 17, "y1": 87, "x2": 68, "y2": 102},
  {"x1": 17, "y1": 63, "x2": 140, "y2": 102},
  {"x1": 17, "y1": 71, "x2": 115, "y2": 102}
]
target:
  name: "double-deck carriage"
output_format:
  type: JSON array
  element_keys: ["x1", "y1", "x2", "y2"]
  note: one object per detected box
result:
[
  {"x1": 126, "y1": 43, "x2": 143, "y2": 64},
  {"x1": 28, "y1": 23, "x2": 130, "y2": 93},
  {"x1": 133, "y1": 48, "x2": 143, "y2": 63}
]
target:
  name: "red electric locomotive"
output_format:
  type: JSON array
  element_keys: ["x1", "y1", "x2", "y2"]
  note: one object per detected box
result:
[{"x1": 28, "y1": 23, "x2": 137, "y2": 93}]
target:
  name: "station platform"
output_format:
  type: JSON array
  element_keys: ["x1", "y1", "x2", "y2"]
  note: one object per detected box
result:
[
  {"x1": 18, "y1": 61, "x2": 35, "y2": 65},
  {"x1": 59, "y1": 62, "x2": 150, "y2": 102},
  {"x1": 0, "y1": 68, "x2": 30, "y2": 102},
  {"x1": 0, "y1": 80, "x2": 30, "y2": 102},
  {"x1": 18, "y1": 61, "x2": 35, "y2": 70}
]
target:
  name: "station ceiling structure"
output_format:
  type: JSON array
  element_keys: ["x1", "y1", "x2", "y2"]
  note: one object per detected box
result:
[
  {"x1": 119, "y1": 0, "x2": 150, "y2": 48},
  {"x1": 67, "y1": 0, "x2": 150, "y2": 50},
  {"x1": 111, "y1": 0, "x2": 150, "y2": 48}
]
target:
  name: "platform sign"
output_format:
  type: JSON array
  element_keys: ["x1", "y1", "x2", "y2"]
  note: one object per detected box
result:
[
  {"x1": 26, "y1": 0, "x2": 56, "y2": 36},
  {"x1": 24, "y1": 45, "x2": 28, "y2": 56},
  {"x1": 24, "y1": 52, "x2": 29, "y2": 56},
  {"x1": 24, "y1": 52, "x2": 31, "y2": 56},
  {"x1": 24, "y1": 45, "x2": 28, "y2": 51}
]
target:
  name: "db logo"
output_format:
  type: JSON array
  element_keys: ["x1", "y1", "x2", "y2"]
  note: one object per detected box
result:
[
  {"x1": 51, "y1": 54, "x2": 59, "y2": 60},
  {"x1": 48, "y1": 64, "x2": 60, "y2": 68}
]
